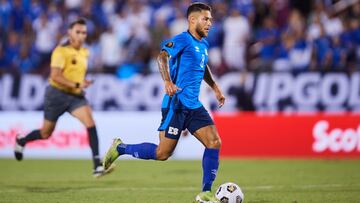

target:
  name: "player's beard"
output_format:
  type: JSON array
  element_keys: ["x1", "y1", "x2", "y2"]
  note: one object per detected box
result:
[{"x1": 195, "y1": 24, "x2": 207, "y2": 38}]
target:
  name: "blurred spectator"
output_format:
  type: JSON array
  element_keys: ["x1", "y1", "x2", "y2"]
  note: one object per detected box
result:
[
  {"x1": 99, "y1": 26, "x2": 121, "y2": 73},
  {"x1": 152, "y1": 0, "x2": 174, "y2": 25},
  {"x1": 273, "y1": 33, "x2": 293, "y2": 72},
  {"x1": 27, "y1": 0, "x2": 43, "y2": 21},
  {"x1": 0, "y1": 0, "x2": 11, "y2": 33},
  {"x1": 232, "y1": 0, "x2": 255, "y2": 22},
  {"x1": 47, "y1": 2, "x2": 63, "y2": 30},
  {"x1": 111, "y1": 7, "x2": 132, "y2": 44},
  {"x1": 0, "y1": 42, "x2": 11, "y2": 75},
  {"x1": 124, "y1": 1, "x2": 152, "y2": 74},
  {"x1": 151, "y1": 16, "x2": 169, "y2": 52},
  {"x1": 312, "y1": 25, "x2": 332, "y2": 71},
  {"x1": 81, "y1": 0, "x2": 107, "y2": 34},
  {"x1": 252, "y1": 16, "x2": 279, "y2": 72},
  {"x1": 10, "y1": 0, "x2": 25, "y2": 33},
  {"x1": 287, "y1": 9, "x2": 305, "y2": 38},
  {"x1": 5, "y1": 31, "x2": 20, "y2": 69},
  {"x1": 0, "y1": 0, "x2": 358, "y2": 76},
  {"x1": 330, "y1": 35, "x2": 346, "y2": 71},
  {"x1": 223, "y1": 8, "x2": 250, "y2": 71},
  {"x1": 289, "y1": 37, "x2": 312, "y2": 73},
  {"x1": 285, "y1": 10, "x2": 312, "y2": 73},
  {"x1": 269, "y1": 0, "x2": 290, "y2": 29},
  {"x1": 348, "y1": 1, "x2": 360, "y2": 19},
  {"x1": 33, "y1": 13, "x2": 59, "y2": 71},
  {"x1": 13, "y1": 44, "x2": 37, "y2": 74},
  {"x1": 102, "y1": 0, "x2": 116, "y2": 19},
  {"x1": 86, "y1": 30, "x2": 102, "y2": 72},
  {"x1": 345, "y1": 18, "x2": 360, "y2": 72},
  {"x1": 127, "y1": 1, "x2": 151, "y2": 44},
  {"x1": 307, "y1": 13, "x2": 322, "y2": 41},
  {"x1": 169, "y1": 9, "x2": 187, "y2": 37},
  {"x1": 65, "y1": 0, "x2": 83, "y2": 12},
  {"x1": 207, "y1": 13, "x2": 225, "y2": 75},
  {"x1": 322, "y1": 11, "x2": 343, "y2": 37}
]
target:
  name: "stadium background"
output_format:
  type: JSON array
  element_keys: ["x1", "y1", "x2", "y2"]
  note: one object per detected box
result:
[
  {"x1": 1, "y1": 1, "x2": 360, "y2": 202},
  {"x1": 0, "y1": 0, "x2": 360, "y2": 158}
]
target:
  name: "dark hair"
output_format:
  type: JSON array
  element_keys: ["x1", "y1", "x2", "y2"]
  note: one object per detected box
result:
[
  {"x1": 69, "y1": 18, "x2": 87, "y2": 28},
  {"x1": 186, "y1": 2, "x2": 211, "y2": 18}
]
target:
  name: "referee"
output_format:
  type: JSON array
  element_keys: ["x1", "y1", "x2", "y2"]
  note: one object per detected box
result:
[{"x1": 14, "y1": 18, "x2": 110, "y2": 178}]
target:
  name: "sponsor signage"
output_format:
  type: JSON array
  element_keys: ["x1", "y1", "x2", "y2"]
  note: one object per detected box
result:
[
  {"x1": 214, "y1": 113, "x2": 360, "y2": 158},
  {"x1": 1, "y1": 112, "x2": 359, "y2": 159},
  {"x1": 0, "y1": 72, "x2": 359, "y2": 112},
  {"x1": 0, "y1": 112, "x2": 204, "y2": 159}
]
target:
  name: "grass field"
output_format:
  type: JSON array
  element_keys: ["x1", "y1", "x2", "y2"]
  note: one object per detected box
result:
[{"x1": 1, "y1": 158, "x2": 360, "y2": 203}]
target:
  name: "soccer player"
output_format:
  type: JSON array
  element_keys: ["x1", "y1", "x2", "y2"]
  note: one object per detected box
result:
[
  {"x1": 103, "y1": 2, "x2": 225, "y2": 202},
  {"x1": 14, "y1": 18, "x2": 111, "y2": 178}
]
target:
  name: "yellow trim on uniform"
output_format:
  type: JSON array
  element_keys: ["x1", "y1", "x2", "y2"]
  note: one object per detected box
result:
[{"x1": 49, "y1": 45, "x2": 89, "y2": 95}]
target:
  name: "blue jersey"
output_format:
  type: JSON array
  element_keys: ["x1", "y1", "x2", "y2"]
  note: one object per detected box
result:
[{"x1": 161, "y1": 31, "x2": 209, "y2": 109}]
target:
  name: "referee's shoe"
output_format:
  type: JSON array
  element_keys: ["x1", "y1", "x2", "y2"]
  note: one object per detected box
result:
[{"x1": 14, "y1": 134, "x2": 24, "y2": 161}]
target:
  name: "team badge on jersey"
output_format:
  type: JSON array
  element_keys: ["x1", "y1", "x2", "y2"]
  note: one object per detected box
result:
[
  {"x1": 71, "y1": 58, "x2": 77, "y2": 65},
  {"x1": 165, "y1": 42, "x2": 174, "y2": 48}
]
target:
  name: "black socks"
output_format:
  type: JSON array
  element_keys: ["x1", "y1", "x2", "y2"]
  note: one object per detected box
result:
[
  {"x1": 18, "y1": 130, "x2": 42, "y2": 146},
  {"x1": 87, "y1": 126, "x2": 101, "y2": 169}
]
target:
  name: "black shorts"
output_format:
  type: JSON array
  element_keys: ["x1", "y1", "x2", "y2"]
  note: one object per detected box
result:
[
  {"x1": 158, "y1": 105, "x2": 214, "y2": 140},
  {"x1": 44, "y1": 85, "x2": 88, "y2": 122}
]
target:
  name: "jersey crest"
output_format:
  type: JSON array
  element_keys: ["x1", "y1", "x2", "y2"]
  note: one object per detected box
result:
[{"x1": 165, "y1": 42, "x2": 174, "y2": 48}]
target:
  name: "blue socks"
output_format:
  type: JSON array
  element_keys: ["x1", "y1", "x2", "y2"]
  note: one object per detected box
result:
[
  {"x1": 202, "y1": 148, "x2": 220, "y2": 192},
  {"x1": 116, "y1": 143, "x2": 219, "y2": 191},
  {"x1": 117, "y1": 143, "x2": 157, "y2": 160}
]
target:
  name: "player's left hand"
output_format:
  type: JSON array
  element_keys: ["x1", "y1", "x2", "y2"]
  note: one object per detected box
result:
[
  {"x1": 216, "y1": 91, "x2": 225, "y2": 108},
  {"x1": 164, "y1": 80, "x2": 181, "y2": 97}
]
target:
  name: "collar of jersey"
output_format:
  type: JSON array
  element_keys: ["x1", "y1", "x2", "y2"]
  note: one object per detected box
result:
[{"x1": 187, "y1": 30, "x2": 203, "y2": 42}]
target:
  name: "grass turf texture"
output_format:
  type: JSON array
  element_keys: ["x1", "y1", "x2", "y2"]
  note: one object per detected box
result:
[{"x1": 1, "y1": 159, "x2": 360, "y2": 203}]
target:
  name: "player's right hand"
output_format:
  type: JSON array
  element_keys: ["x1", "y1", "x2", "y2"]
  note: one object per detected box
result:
[{"x1": 164, "y1": 80, "x2": 181, "y2": 96}]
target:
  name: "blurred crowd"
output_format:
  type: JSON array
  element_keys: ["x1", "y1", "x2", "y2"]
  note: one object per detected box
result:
[{"x1": 0, "y1": 0, "x2": 359, "y2": 78}]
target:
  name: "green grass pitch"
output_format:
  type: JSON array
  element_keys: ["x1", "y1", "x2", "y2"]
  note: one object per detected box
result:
[{"x1": 1, "y1": 158, "x2": 360, "y2": 203}]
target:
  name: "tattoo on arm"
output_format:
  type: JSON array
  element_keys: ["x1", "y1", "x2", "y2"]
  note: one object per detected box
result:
[
  {"x1": 204, "y1": 64, "x2": 215, "y2": 88},
  {"x1": 157, "y1": 51, "x2": 171, "y2": 82}
]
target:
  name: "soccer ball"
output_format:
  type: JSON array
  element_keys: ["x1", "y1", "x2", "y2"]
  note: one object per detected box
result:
[{"x1": 215, "y1": 182, "x2": 244, "y2": 203}]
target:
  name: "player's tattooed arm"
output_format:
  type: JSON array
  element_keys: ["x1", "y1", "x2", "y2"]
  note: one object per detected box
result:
[
  {"x1": 157, "y1": 50, "x2": 180, "y2": 96},
  {"x1": 157, "y1": 51, "x2": 171, "y2": 82},
  {"x1": 204, "y1": 64, "x2": 225, "y2": 108}
]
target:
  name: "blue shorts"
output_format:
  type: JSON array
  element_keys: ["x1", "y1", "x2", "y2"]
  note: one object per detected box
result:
[{"x1": 158, "y1": 105, "x2": 214, "y2": 140}]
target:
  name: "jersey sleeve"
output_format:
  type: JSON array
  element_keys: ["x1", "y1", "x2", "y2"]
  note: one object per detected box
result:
[
  {"x1": 50, "y1": 47, "x2": 65, "y2": 69},
  {"x1": 161, "y1": 34, "x2": 189, "y2": 58}
]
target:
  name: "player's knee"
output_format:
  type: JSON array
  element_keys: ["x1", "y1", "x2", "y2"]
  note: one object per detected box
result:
[
  {"x1": 85, "y1": 120, "x2": 95, "y2": 128},
  {"x1": 40, "y1": 132, "x2": 51, "y2": 139},
  {"x1": 206, "y1": 137, "x2": 221, "y2": 149},
  {"x1": 40, "y1": 130, "x2": 53, "y2": 139},
  {"x1": 156, "y1": 151, "x2": 172, "y2": 161}
]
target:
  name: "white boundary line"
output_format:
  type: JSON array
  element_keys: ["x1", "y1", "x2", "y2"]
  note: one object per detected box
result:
[{"x1": 1, "y1": 183, "x2": 359, "y2": 193}]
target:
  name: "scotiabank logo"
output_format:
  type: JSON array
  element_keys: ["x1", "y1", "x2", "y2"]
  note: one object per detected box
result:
[{"x1": 313, "y1": 120, "x2": 360, "y2": 153}]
